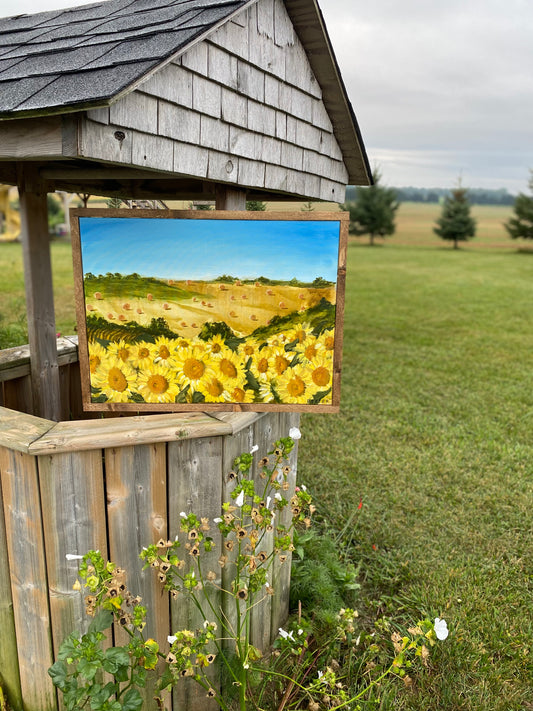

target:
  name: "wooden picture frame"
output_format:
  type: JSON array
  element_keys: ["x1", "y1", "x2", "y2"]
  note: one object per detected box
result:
[{"x1": 71, "y1": 209, "x2": 348, "y2": 413}]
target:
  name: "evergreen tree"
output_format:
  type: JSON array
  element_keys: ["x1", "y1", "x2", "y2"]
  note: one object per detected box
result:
[
  {"x1": 505, "y1": 171, "x2": 533, "y2": 241},
  {"x1": 343, "y1": 170, "x2": 399, "y2": 245},
  {"x1": 246, "y1": 200, "x2": 267, "y2": 211},
  {"x1": 106, "y1": 197, "x2": 122, "y2": 209},
  {"x1": 434, "y1": 182, "x2": 476, "y2": 249}
]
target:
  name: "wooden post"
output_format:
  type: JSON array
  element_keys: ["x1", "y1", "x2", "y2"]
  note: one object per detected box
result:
[
  {"x1": 215, "y1": 186, "x2": 246, "y2": 211},
  {"x1": 18, "y1": 165, "x2": 61, "y2": 421}
]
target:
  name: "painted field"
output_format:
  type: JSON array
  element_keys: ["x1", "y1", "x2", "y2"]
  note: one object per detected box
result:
[
  {"x1": 82, "y1": 273, "x2": 337, "y2": 407},
  {"x1": 85, "y1": 277, "x2": 335, "y2": 340}
]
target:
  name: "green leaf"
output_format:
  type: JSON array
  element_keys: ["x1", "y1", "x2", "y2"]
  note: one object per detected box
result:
[
  {"x1": 77, "y1": 657, "x2": 100, "y2": 680},
  {"x1": 48, "y1": 660, "x2": 68, "y2": 689},
  {"x1": 57, "y1": 635, "x2": 80, "y2": 662},
  {"x1": 88, "y1": 609, "x2": 114, "y2": 634},
  {"x1": 121, "y1": 688, "x2": 143, "y2": 711},
  {"x1": 103, "y1": 647, "x2": 130, "y2": 674}
]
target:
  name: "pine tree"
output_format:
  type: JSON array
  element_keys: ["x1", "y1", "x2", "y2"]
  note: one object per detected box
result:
[
  {"x1": 343, "y1": 170, "x2": 399, "y2": 245},
  {"x1": 434, "y1": 182, "x2": 476, "y2": 249},
  {"x1": 505, "y1": 171, "x2": 533, "y2": 241},
  {"x1": 246, "y1": 200, "x2": 267, "y2": 211}
]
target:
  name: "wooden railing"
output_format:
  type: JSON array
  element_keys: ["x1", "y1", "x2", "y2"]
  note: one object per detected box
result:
[{"x1": 0, "y1": 336, "x2": 83, "y2": 420}]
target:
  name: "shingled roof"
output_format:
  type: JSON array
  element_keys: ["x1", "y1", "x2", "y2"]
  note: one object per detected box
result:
[{"x1": 0, "y1": 0, "x2": 253, "y2": 119}]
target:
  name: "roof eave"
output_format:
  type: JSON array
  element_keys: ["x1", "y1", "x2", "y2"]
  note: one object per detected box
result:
[{"x1": 284, "y1": 0, "x2": 373, "y2": 186}]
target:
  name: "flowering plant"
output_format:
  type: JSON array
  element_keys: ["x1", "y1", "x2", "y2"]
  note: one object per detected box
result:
[
  {"x1": 48, "y1": 432, "x2": 448, "y2": 711},
  {"x1": 49, "y1": 433, "x2": 313, "y2": 711}
]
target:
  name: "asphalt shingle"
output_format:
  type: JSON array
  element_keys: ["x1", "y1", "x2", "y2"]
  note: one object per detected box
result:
[
  {"x1": 0, "y1": 0, "x2": 249, "y2": 117},
  {"x1": 11, "y1": 61, "x2": 157, "y2": 114}
]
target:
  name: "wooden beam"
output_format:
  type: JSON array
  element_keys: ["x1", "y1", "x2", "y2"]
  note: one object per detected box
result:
[
  {"x1": 18, "y1": 165, "x2": 61, "y2": 421},
  {"x1": 215, "y1": 186, "x2": 247, "y2": 210},
  {"x1": 0, "y1": 117, "x2": 63, "y2": 159}
]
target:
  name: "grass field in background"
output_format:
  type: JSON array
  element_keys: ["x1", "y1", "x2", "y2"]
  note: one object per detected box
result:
[
  {"x1": 300, "y1": 241, "x2": 533, "y2": 709},
  {"x1": 1, "y1": 203, "x2": 532, "y2": 708},
  {"x1": 0, "y1": 240, "x2": 75, "y2": 349}
]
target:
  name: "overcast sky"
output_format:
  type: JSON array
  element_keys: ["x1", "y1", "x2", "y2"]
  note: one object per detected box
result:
[{"x1": 1, "y1": 0, "x2": 532, "y2": 193}]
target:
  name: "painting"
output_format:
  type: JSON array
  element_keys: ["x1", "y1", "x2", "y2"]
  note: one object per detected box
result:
[{"x1": 71, "y1": 209, "x2": 348, "y2": 412}]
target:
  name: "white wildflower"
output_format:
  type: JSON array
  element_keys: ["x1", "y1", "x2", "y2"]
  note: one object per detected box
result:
[
  {"x1": 289, "y1": 427, "x2": 301, "y2": 440},
  {"x1": 180, "y1": 511, "x2": 187, "y2": 518},
  {"x1": 250, "y1": 444, "x2": 259, "y2": 454},
  {"x1": 278, "y1": 627, "x2": 294, "y2": 641},
  {"x1": 65, "y1": 554, "x2": 84, "y2": 561},
  {"x1": 434, "y1": 617, "x2": 449, "y2": 641},
  {"x1": 213, "y1": 517, "x2": 222, "y2": 523},
  {"x1": 235, "y1": 490, "x2": 245, "y2": 507},
  {"x1": 168, "y1": 635, "x2": 177, "y2": 644}
]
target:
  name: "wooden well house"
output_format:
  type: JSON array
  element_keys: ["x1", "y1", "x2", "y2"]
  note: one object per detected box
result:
[{"x1": 0, "y1": 0, "x2": 371, "y2": 709}]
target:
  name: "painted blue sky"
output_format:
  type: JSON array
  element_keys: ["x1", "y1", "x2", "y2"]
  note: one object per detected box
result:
[{"x1": 79, "y1": 216, "x2": 341, "y2": 283}]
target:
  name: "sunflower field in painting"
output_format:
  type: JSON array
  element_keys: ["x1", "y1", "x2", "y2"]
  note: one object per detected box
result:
[{"x1": 84, "y1": 274, "x2": 337, "y2": 406}]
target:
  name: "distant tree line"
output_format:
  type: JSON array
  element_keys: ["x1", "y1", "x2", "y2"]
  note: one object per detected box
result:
[{"x1": 344, "y1": 185, "x2": 515, "y2": 206}]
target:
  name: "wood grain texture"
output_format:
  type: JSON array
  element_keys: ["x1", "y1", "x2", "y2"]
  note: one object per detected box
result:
[
  {"x1": 19, "y1": 167, "x2": 61, "y2": 420},
  {"x1": 140, "y1": 64, "x2": 193, "y2": 108},
  {"x1": 0, "y1": 337, "x2": 78, "y2": 383},
  {"x1": 0, "y1": 446, "x2": 56, "y2": 711},
  {"x1": 38, "y1": 450, "x2": 107, "y2": 657},
  {"x1": 221, "y1": 424, "x2": 253, "y2": 658},
  {"x1": 28, "y1": 412, "x2": 232, "y2": 454},
  {"x1": 0, "y1": 116, "x2": 63, "y2": 159},
  {"x1": 79, "y1": 119, "x2": 133, "y2": 165},
  {"x1": 0, "y1": 471, "x2": 23, "y2": 711},
  {"x1": 131, "y1": 132, "x2": 174, "y2": 173},
  {"x1": 109, "y1": 92, "x2": 158, "y2": 134},
  {"x1": 106, "y1": 443, "x2": 169, "y2": 710},
  {"x1": 2, "y1": 376, "x2": 34, "y2": 417},
  {"x1": 159, "y1": 102, "x2": 201, "y2": 144},
  {"x1": 106, "y1": 443, "x2": 168, "y2": 636},
  {"x1": 269, "y1": 412, "x2": 299, "y2": 642},
  {"x1": 248, "y1": 413, "x2": 282, "y2": 652},
  {"x1": 0, "y1": 405, "x2": 54, "y2": 453},
  {"x1": 168, "y1": 436, "x2": 223, "y2": 711}
]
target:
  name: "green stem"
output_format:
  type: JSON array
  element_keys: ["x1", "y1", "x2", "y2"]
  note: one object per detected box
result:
[{"x1": 327, "y1": 663, "x2": 398, "y2": 711}]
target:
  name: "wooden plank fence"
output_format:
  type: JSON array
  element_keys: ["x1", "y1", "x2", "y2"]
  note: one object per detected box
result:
[{"x1": 0, "y1": 346, "x2": 300, "y2": 711}]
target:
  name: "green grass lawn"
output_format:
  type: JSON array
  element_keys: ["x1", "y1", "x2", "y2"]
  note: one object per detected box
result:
[
  {"x1": 386, "y1": 201, "x2": 514, "y2": 249},
  {"x1": 1, "y1": 206, "x2": 532, "y2": 708},
  {"x1": 0, "y1": 239, "x2": 76, "y2": 349},
  {"x1": 300, "y1": 241, "x2": 533, "y2": 709}
]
